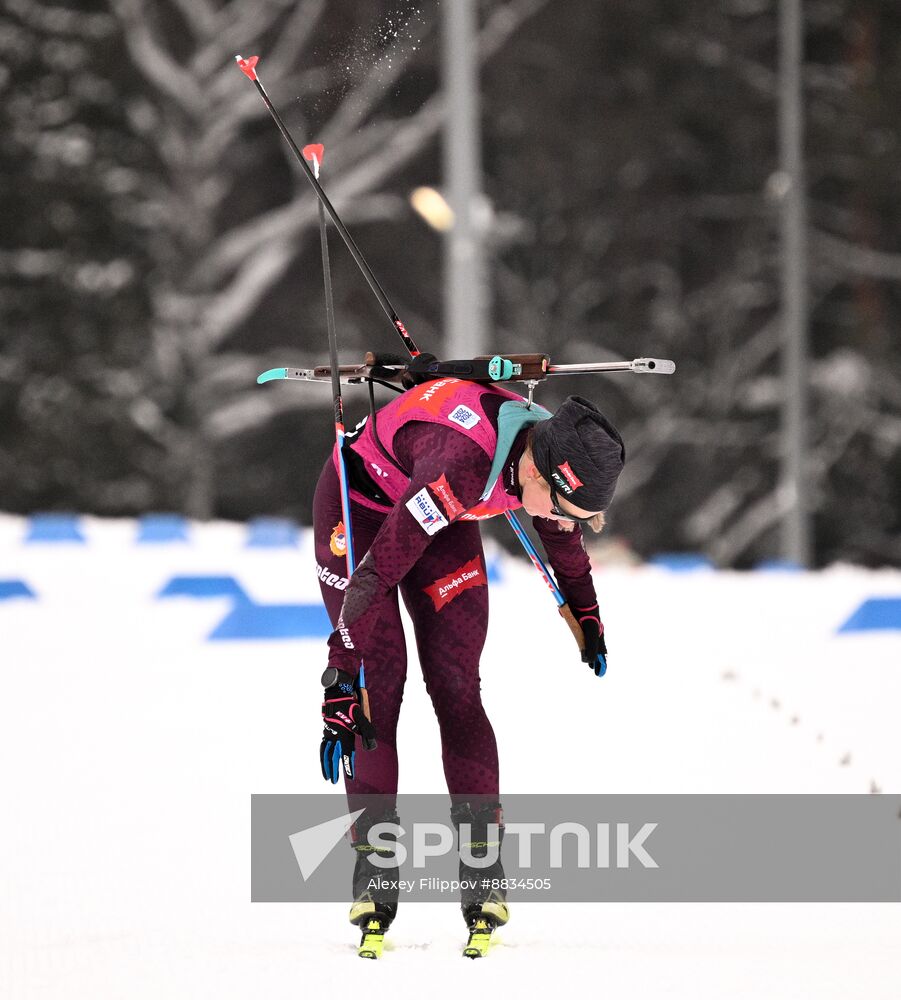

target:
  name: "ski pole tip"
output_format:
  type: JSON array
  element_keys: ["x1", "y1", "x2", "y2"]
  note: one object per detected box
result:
[
  {"x1": 235, "y1": 54, "x2": 259, "y2": 80},
  {"x1": 303, "y1": 143, "x2": 324, "y2": 178},
  {"x1": 303, "y1": 143, "x2": 325, "y2": 165}
]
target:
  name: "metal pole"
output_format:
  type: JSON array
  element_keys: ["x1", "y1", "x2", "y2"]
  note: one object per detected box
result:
[
  {"x1": 442, "y1": 0, "x2": 488, "y2": 359},
  {"x1": 778, "y1": 0, "x2": 811, "y2": 567}
]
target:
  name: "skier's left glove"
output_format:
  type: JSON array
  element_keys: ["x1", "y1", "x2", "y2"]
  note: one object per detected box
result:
[
  {"x1": 577, "y1": 606, "x2": 607, "y2": 677},
  {"x1": 320, "y1": 667, "x2": 377, "y2": 783}
]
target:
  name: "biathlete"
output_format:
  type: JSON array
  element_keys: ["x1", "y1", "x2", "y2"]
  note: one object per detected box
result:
[{"x1": 313, "y1": 376, "x2": 625, "y2": 941}]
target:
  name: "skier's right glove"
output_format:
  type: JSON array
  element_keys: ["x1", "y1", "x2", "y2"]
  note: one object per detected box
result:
[
  {"x1": 576, "y1": 606, "x2": 607, "y2": 677},
  {"x1": 320, "y1": 667, "x2": 377, "y2": 783}
]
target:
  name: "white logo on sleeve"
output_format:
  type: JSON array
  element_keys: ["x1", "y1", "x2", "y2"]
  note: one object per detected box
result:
[
  {"x1": 447, "y1": 404, "x2": 481, "y2": 430},
  {"x1": 405, "y1": 489, "x2": 449, "y2": 536}
]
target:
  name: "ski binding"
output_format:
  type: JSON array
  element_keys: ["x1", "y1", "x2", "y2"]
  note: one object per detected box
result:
[
  {"x1": 358, "y1": 917, "x2": 387, "y2": 959},
  {"x1": 462, "y1": 916, "x2": 496, "y2": 959}
]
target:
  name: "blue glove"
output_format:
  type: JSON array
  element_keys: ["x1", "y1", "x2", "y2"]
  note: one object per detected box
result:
[{"x1": 320, "y1": 667, "x2": 377, "y2": 783}]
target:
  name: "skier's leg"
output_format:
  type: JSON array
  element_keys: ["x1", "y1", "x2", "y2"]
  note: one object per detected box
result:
[
  {"x1": 399, "y1": 520, "x2": 498, "y2": 797},
  {"x1": 450, "y1": 799, "x2": 509, "y2": 927},
  {"x1": 346, "y1": 803, "x2": 401, "y2": 929},
  {"x1": 400, "y1": 524, "x2": 509, "y2": 928},
  {"x1": 313, "y1": 461, "x2": 406, "y2": 929}
]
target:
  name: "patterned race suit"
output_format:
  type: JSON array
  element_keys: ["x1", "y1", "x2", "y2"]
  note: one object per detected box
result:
[{"x1": 313, "y1": 379, "x2": 599, "y2": 798}]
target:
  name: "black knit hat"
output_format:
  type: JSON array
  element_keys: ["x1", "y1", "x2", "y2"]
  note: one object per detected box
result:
[{"x1": 531, "y1": 396, "x2": 625, "y2": 512}]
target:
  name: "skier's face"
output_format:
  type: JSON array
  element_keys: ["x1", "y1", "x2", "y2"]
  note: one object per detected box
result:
[{"x1": 518, "y1": 451, "x2": 600, "y2": 524}]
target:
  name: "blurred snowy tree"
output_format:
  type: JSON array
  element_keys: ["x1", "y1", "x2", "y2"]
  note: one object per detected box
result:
[
  {"x1": 0, "y1": 0, "x2": 548, "y2": 518},
  {"x1": 481, "y1": 0, "x2": 901, "y2": 566},
  {"x1": 1, "y1": 0, "x2": 899, "y2": 564}
]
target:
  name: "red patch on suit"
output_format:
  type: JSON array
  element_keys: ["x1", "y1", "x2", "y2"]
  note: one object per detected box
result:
[
  {"x1": 428, "y1": 473, "x2": 465, "y2": 520},
  {"x1": 396, "y1": 377, "x2": 462, "y2": 419},
  {"x1": 457, "y1": 498, "x2": 513, "y2": 520},
  {"x1": 424, "y1": 556, "x2": 486, "y2": 611}
]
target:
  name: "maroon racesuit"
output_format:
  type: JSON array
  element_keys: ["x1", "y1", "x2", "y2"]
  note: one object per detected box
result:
[{"x1": 313, "y1": 379, "x2": 601, "y2": 797}]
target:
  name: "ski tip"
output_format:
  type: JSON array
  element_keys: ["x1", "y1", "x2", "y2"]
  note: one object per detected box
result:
[
  {"x1": 257, "y1": 367, "x2": 288, "y2": 384},
  {"x1": 235, "y1": 54, "x2": 259, "y2": 81}
]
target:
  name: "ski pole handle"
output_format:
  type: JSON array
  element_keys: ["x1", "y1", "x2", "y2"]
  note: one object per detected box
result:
[
  {"x1": 357, "y1": 665, "x2": 377, "y2": 751},
  {"x1": 558, "y1": 603, "x2": 586, "y2": 653}
]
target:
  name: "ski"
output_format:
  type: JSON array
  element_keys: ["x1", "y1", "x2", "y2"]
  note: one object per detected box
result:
[
  {"x1": 462, "y1": 916, "x2": 496, "y2": 959},
  {"x1": 357, "y1": 916, "x2": 387, "y2": 959}
]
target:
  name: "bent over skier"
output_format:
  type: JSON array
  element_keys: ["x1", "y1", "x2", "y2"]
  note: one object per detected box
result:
[{"x1": 313, "y1": 377, "x2": 625, "y2": 952}]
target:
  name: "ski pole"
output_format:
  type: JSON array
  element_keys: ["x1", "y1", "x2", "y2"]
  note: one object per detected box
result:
[
  {"x1": 235, "y1": 55, "x2": 420, "y2": 358},
  {"x1": 303, "y1": 141, "x2": 376, "y2": 751},
  {"x1": 503, "y1": 510, "x2": 606, "y2": 677}
]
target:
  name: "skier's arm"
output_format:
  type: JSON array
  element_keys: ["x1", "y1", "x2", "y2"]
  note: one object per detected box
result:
[
  {"x1": 532, "y1": 516, "x2": 598, "y2": 613},
  {"x1": 532, "y1": 516, "x2": 606, "y2": 670},
  {"x1": 325, "y1": 423, "x2": 493, "y2": 675}
]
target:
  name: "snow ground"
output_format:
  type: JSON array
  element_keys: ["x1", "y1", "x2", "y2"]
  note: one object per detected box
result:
[{"x1": 1, "y1": 516, "x2": 900, "y2": 998}]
